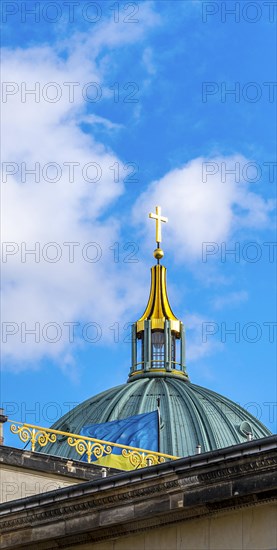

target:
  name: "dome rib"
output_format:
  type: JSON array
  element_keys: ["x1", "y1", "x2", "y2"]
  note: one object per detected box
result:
[
  {"x1": 165, "y1": 379, "x2": 194, "y2": 455},
  {"x1": 160, "y1": 379, "x2": 177, "y2": 455},
  {"x1": 174, "y1": 379, "x2": 217, "y2": 453},
  {"x1": 187, "y1": 386, "x2": 236, "y2": 447},
  {"x1": 193, "y1": 385, "x2": 241, "y2": 446},
  {"x1": 137, "y1": 378, "x2": 156, "y2": 415},
  {"x1": 193, "y1": 384, "x2": 268, "y2": 441},
  {"x1": 102, "y1": 383, "x2": 142, "y2": 421},
  {"x1": 45, "y1": 377, "x2": 271, "y2": 460}
]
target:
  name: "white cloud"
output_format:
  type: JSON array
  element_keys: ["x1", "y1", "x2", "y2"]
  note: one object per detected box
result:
[
  {"x1": 1, "y1": 11, "x2": 158, "y2": 370},
  {"x1": 185, "y1": 313, "x2": 223, "y2": 363},
  {"x1": 212, "y1": 291, "x2": 249, "y2": 311},
  {"x1": 80, "y1": 114, "x2": 123, "y2": 130},
  {"x1": 142, "y1": 47, "x2": 156, "y2": 75},
  {"x1": 1, "y1": 8, "x2": 274, "y2": 374},
  {"x1": 133, "y1": 156, "x2": 275, "y2": 261}
]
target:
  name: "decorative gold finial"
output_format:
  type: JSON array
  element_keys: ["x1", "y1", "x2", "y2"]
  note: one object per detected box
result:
[{"x1": 149, "y1": 206, "x2": 168, "y2": 261}]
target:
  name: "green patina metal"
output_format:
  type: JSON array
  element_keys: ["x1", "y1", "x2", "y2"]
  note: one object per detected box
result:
[
  {"x1": 46, "y1": 377, "x2": 271, "y2": 459},
  {"x1": 42, "y1": 229, "x2": 272, "y2": 460}
]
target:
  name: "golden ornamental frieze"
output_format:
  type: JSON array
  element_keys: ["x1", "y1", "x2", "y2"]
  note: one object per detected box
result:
[
  {"x1": 10, "y1": 423, "x2": 56, "y2": 451},
  {"x1": 9, "y1": 420, "x2": 177, "y2": 469}
]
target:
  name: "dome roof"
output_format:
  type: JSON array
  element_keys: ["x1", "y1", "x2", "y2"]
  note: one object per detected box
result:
[
  {"x1": 43, "y1": 207, "x2": 271, "y2": 460},
  {"x1": 47, "y1": 377, "x2": 271, "y2": 459}
]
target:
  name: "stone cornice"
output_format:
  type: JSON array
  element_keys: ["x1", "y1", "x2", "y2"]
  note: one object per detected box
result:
[
  {"x1": 0, "y1": 436, "x2": 276, "y2": 549},
  {"x1": 1, "y1": 434, "x2": 276, "y2": 514},
  {"x1": 0, "y1": 444, "x2": 117, "y2": 481},
  {"x1": 198, "y1": 454, "x2": 277, "y2": 482}
]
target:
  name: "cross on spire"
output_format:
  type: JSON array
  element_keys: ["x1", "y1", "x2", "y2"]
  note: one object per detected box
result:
[{"x1": 149, "y1": 206, "x2": 168, "y2": 245}]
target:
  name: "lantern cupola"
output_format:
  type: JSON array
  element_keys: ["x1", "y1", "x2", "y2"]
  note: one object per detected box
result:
[{"x1": 128, "y1": 206, "x2": 188, "y2": 382}]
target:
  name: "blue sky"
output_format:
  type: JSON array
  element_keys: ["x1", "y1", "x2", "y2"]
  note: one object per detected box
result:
[{"x1": 1, "y1": 0, "x2": 276, "y2": 447}]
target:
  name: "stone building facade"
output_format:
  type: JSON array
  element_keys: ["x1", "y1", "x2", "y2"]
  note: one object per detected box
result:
[{"x1": 1, "y1": 435, "x2": 276, "y2": 549}]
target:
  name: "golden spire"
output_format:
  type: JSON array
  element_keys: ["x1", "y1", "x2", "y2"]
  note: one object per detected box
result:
[
  {"x1": 136, "y1": 265, "x2": 180, "y2": 335},
  {"x1": 136, "y1": 205, "x2": 180, "y2": 335},
  {"x1": 149, "y1": 206, "x2": 168, "y2": 261}
]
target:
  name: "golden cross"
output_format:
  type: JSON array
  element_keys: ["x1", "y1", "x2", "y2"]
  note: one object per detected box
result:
[{"x1": 149, "y1": 206, "x2": 168, "y2": 244}]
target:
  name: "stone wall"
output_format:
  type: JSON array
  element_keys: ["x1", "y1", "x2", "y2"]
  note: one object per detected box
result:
[
  {"x1": 1, "y1": 463, "x2": 83, "y2": 502},
  {"x1": 0, "y1": 436, "x2": 276, "y2": 550},
  {"x1": 72, "y1": 502, "x2": 277, "y2": 550},
  {"x1": 0, "y1": 445, "x2": 117, "y2": 503}
]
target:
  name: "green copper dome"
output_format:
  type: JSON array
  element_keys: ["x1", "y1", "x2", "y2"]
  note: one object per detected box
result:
[
  {"x1": 43, "y1": 207, "x2": 271, "y2": 460},
  {"x1": 47, "y1": 377, "x2": 271, "y2": 459}
]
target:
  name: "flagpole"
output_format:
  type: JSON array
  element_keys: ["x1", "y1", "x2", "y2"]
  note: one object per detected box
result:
[{"x1": 157, "y1": 397, "x2": 161, "y2": 453}]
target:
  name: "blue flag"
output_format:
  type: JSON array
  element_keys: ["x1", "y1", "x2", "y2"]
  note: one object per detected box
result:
[{"x1": 80, "y1": 411, "x2": 159, "y2": 470}]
